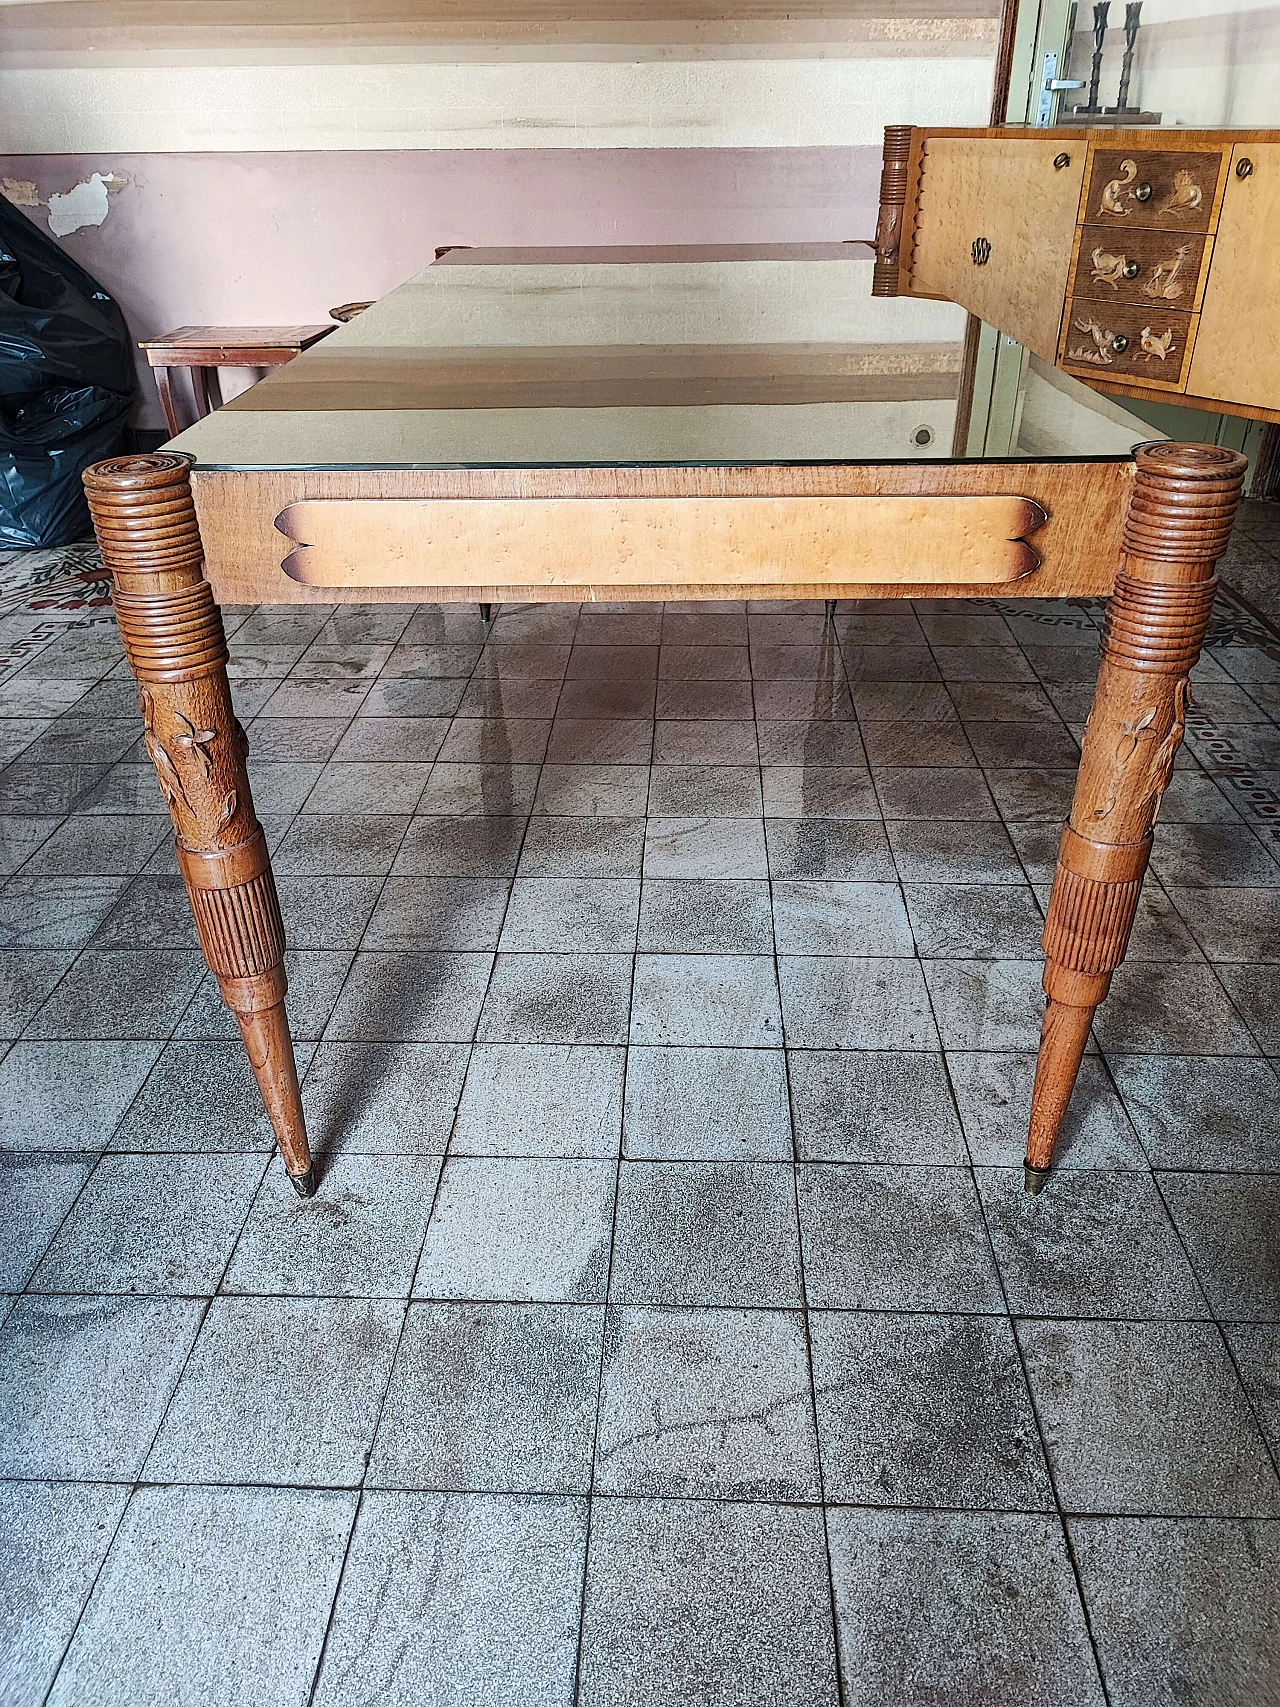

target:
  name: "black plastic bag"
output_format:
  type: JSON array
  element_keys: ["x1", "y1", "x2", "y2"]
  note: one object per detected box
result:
[{"x1": 0, "y1": 197, "x2": 135, "y2": 548}]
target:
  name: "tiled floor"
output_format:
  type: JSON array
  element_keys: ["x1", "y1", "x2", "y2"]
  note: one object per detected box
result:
[{"x1": 2, "y1": 508, "x2": 1280, "y2": 1705}]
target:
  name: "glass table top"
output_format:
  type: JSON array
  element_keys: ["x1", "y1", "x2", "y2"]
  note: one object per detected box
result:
[{"x1": 168, "y1": 244, "x2": 1157, "y2": 471}]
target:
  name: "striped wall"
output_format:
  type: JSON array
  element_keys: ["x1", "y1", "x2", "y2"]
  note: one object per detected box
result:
[{"x1": 0, "y1": 0, "x2": 999, "y2": 426}]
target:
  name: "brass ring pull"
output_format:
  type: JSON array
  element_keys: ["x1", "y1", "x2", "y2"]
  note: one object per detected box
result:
[
  {"x1": 1236, "y1": 157, "x2": 1254, "y2": 179},
  {"x1": 1054, "y1": 152, "x2": 1071, "y2": 169}
]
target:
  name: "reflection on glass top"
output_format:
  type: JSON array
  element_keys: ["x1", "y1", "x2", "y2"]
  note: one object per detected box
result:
[{"x1": 168, "y1": 245, "x2": 1157, "y2": 470}]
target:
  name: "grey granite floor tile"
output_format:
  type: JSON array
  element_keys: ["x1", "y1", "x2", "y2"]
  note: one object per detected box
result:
[
  {"x1": 651, "y1": 720, "x2": 757, "y2": 765},
  {"x1": 646, "y1": 766, "x2": 762, "y2": 817},
  {"x1": 258, "y1": 678, "x2": 370, "y2": 718},
  {"x1": 145, "y1": 1296, "x2": 401, "y2": 1486},
  {"x1": 0, "y1": 1039, "x2": 162, "y2": 1151},
  {"x1": 47, "y1": 1484, "x2": 353, "y2": 1707},
  {"x1": 303, "y1": 760, "x2": 431, "y2": 815},
  {"x1": 532, "y1": 766, "x2": 649, "y2": 818},
  {"x1": 276, "y1": 873, "x2": 383, "y2": 950},
  {"x1": 0, "y1": 814, "x2": 59, "y2": 875},
  {"x1": 30, "y1": 1152, "x2": 264, "y2": 1296},
  {"x1": 24, "y1": 949, "x2": 205, "y2": 1040},
  {"x1": 1213, "y1": 962, "x2": 1280, "y2": 1052},
  {"x1": 500, "y1": 877, "x2": 640, "y2": 952},
  {"x1": 622, "y1": 1044, "x2": 791, "y2": 1160},
  {"x1": 1096, "y1": 962, "x2": 1258, "y2": 1056},
  {"x1": 827, "y1": 1508, "x2": 1104, "y2": 1707},
  {"x1": 454, "y1": 1043, "x2": 625, "y2": 1157},
  {"x1": 1150, "y1": 821, "x2": 1280, "y2": 888},
  {"x1": 245, "y1": 759, "x2": 328, "y2": 815},
  {"x1": 478, "y1": 952, "x2": 632, "y2": 1045},
  {"x1": 334, "y1": 714, "x2": 450, "y2": 762},
  {"x1": 239, "y1": 715, "x2": 349, "y2": 762},
  {"x1": 788, "y1": 1050, "x2": 966, "y2": 1163},
  {"x1": 437, "y1": 717, "x2": 551, "y2": 765},
  {"x1": 368, "y1": 1301, "x2": 602, "y2": 1494},
  {"x1": 0, "y1": 762, "x2": 110, "y2": 819},
  {"x1": 873, "y1": 764, "x2": 998, "y2": 820},
  {"x1": 301, "y1": 1040, "x2": 468, "y2": 1154},
  {"x1": 0, "y1": 1154, "x2": 94, "y2": 1290},
  {"x1": 1069, "y1": 1515, "x2": 1280, "y2": 1707},
  {"x1": 273, "y1": 811, "x2": 409, "y2": 876},
  {"x1": 224, "y1": 1153, "x2": 441, "y2": 1298},
  {"x1": 756, "y1": 722, "x2": 866, "y2": 767},
  {"x1": 965, "y1": 721, "x2": 1080, "y2": 768},
  {"x1": 312, "y1": 1490, "x2": 587, "y2": 1707},
  {"x1": 20, "y1": 814, "x2": 169, "y2": 877},
  {"x1": 611, "y1": 1160, "x2": 802, "y2": 1307},
  {"x1": 983, "y1": 765, "x2": 1077, "y2": 824},
  {"x1": 0, "y1": 873, "x2": 130, "y2": 950},
  {"x1": 578, "y1": 1497, "x2": 838, "y2": 1707},
  {"x1": 772, "y1": 880, "x2": 913, "y2": 956},
  {"x1": 555, "y1": 679, "x2": 655, "y2": 720},
  {"x1": 110, "y1": 1038, "x2": 311, "y2": 1153},
  {"x1": 516, "y1": 816, "x2": 644, "y2": 878},
  {"x1": 760, "y1": 764, "x2": 877, "y2": 820},
  {"x1": 630, "y1": 953, "x2": 781, "y2": 1046},
  {"x1": 1017, "y1": 1319, "x2": 1280, "y2": 1516},
  {"x1": 887, "y1": 820, "x2": 1025, "y2": 884},
  {"x1": 976, "y1": 1167, "x2": 1207, "y2": 1319},
  {"x1": 636, "y1": 877, "x2": 773, "y2": 953},
  {"x1": 779, "y1": 956, "x2": 937, "y2": 1049},
  {"x1": 415, "y1": 1157, "x2": 615, "y2": 1302},
  {"x1": 1167, "y1": 885, "x2": 1280, "y2": 960},
  {"x1": 764, "y1": 817, "x2": 895, "y2": 880},
  {"x1": 0, "y1": 949, "x2": 74, "y2": 1039},
  {"x1": 0, "y1": 1294, "x2": 202, "y2": 1479},
  {"x1": 366, "y1": 676, "x2": 468, "y2": 717},
  {"x1": 1159, "y1": 1174, "x2": 1280, "y2": 1323},
  {"x1": 594, "y1": 1305, "x2": 820, "y2": 1500},
  {"x1": 922, "y1": 959, "x2": 1046, "y2": 1051},
  {"x1": 89, "y1": 874, "x2": 200, "y2": 951},
  {"x1": 798, "y1": 1163, "x2": 1003, "y2": 1311},
  {"x1": 904, "y1": 882, "x2": 1044, "y2": 958},
  {"x1": 0, "y1": 1480, "x2": 130, "y2": 1707},
  {"x1": 569, "y1": 644, "x2": 658, "y2": 681},
  {"x1": 643, "y1": 816, "x2": 768, "y2": 880},
  {"x1": 1110, "y1": 1054, "x2": 1280, "y2": 1170},
  {"x1": 752, "y1": 679, "x2": 854, "y2": 721},
  {"x1": 420, "y1": 762, "x2": 542, "y2": 817},
  {"x1": 859, "y1": 718, "x2": 976, "y2": 768},
  {"x1": 947, "y1": 1051, "x2": 1145, "y2": 1168},
  {"x1": 177, "y1": 949, "x2": 352, "y2": 1044},
  {"x1": 811, "y1": 1310, "x2": 1052, "y2": 1509},
  {"x1": 363, "y1": 875, "x2": 510, "y2": 951},
  {"x1": 393, "y1": 811, "x2": 526, "y2": 877},
  {"x1": 847, "y1": 680, "x2": 951, "y2": 720},
  {"x1": 658, "y1": 643, "x2": 749, "y2": 680},
  {"x1": 1223, "y1": 1324, "x2": 1280, "y2": 1458},
  {"x1": 324, "y1": 950, "x2": 491, "y2": 1043}
]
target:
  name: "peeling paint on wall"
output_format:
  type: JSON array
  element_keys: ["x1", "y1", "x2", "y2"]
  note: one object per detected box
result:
[
  {"x1": 1, "y1": 177, "x2": 40, "y2": 206},
  {"x1": 46, "y1": 171, "x2": 122, "y2": 236}
]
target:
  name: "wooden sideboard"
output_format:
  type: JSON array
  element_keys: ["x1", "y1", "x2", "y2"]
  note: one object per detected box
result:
[{"x1": 874, "y1": 125, "x2": 1280, "y2": 423}]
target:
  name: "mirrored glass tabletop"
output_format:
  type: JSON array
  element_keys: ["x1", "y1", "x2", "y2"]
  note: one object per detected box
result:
[{"x1": 167, "y1": 244, "x2": 1155, "y2": 471}]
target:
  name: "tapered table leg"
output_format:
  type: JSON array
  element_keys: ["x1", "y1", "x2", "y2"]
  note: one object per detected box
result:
[
  {"x1": 82, "y1": 452, "x2": 315, "y2": 1196},
  {"x1": 1026, "y1": 442, "x2": 1246, "y2": 1192}
]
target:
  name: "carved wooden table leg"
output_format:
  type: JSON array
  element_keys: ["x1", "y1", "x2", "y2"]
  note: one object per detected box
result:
[
  {"x1": 872, "y1": 124, "x2": 913, "y2": 297},
  {"x1": 1026, "y1": 442, "x2": 1246, "y2": 1192},
  {"x1": 82, "y1": 452, "x2": 316, "y2": 1196}
]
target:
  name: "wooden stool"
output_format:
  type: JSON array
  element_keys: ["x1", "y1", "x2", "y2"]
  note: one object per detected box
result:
[{"x1": 139, "y1": 325, "x2": 335, "y2": 437}]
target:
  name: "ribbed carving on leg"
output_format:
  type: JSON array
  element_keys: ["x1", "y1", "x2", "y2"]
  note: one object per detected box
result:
[
  {"x1": 1123, "y1": 443, "x2": 1247, "y2": 564},
  {"x1": 1101, "y1": 573, "x2": 1218, "y2": 674},
  {"x1": 1042, "y1": 866, "x2": 1144, "y2": 974},
  {"x1": 872, "y1": 125, "x2": 913, "y2": 297},
  {"x1": 113, "y1": 582, "x2": 230, "y2": 682},
  {"x1": 83, "y1": 454, "x2": 205, "y2": 583},
  {"x1": 187, "y1": 869, "x2": 286, "y2": 979}
]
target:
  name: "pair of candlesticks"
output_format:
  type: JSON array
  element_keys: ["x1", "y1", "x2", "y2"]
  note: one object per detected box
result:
[{"x1": 1068, "y1": 1, "x2": 1159, "y2": 121}]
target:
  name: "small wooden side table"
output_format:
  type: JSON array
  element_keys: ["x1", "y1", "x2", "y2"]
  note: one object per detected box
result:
[{"x1": 139, "y1": 324, "x2": 336, "y2": 437}]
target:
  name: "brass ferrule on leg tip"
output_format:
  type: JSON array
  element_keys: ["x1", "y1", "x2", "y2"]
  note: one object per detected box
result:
[
  {"x1": 1023, "y1": 1162, "x2": 1051, "y2": 1195},
  {"x1": 290, "y1": 1167, "x2": 317, "y2": 1199}
]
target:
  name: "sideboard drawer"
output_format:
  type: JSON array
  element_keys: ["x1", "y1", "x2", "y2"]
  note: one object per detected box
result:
[
  {"x1": 1060, "y1": 298, "x2": 1196, "y2": 387},
  {"x1": 1068, "y1": 225, "x2": 1211, "y2": 311},
  {"x1": 1082, "y1": 149, "x2": 1224, "y2": 232}
]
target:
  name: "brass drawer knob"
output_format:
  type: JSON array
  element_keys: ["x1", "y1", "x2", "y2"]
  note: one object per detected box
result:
[
  {"x1": 1112, "y1": 334, "x2": 1130, "y2": 352},
  {"x1": 1123, "y1": 260, "x2": 1140, "y2": 278},
  {"x1": 1237, "y1": 157, "x2": 1254, "y2": 179},
  {"x1": 1133, "y1": 181, "x2": 1153, "y2": 202},
  {"x1": 971, "y1": 236, "x2": 991, "y2": 265},
  {"x1": 1054, "y1": 152, "x2": 1071, "y2": 169}
]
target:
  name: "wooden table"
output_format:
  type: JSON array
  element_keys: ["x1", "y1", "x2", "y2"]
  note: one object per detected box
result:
[
  {"x1": 86, "y1": 240, "x2": 1248, "y2": 1200},
  {"x1": 138, "y1": 324, "x2": 336, "y2": 436}
]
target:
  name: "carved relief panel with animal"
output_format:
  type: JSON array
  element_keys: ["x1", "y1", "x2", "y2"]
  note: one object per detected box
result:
[
  {"x1": 1083, "y1": 150, "x2": 1224, "y2": 232},
  {"x1": 1060, "y1": 299, "x2": 1194, "y2": 387},
  {"x1": 1068, "y1": 227, "x2": 1211, "y2": 312}
]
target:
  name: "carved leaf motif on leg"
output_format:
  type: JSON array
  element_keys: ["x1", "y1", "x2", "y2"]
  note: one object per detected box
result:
[
  {"x1": 171, "y1": 711, "x2": 218, "y2": 778},
  {"x1": 1088, "y1": 674, "x2": 1191, "y2": 824}
]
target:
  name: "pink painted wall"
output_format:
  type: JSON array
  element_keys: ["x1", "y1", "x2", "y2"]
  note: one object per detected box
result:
[{"x1": 0, "y1": 147, "x2": 878, "y2": 429}]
